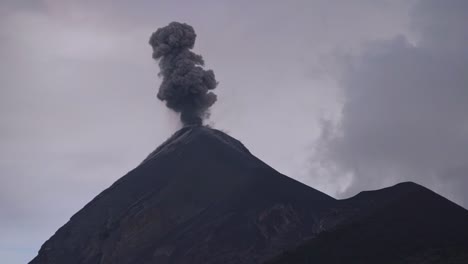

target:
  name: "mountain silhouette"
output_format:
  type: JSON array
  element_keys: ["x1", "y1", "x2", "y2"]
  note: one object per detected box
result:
[
  {"x1": 30, "y1": 126, "x2": 468, "y2": 264},
  {"x1": 30, "y1": 126, "x2": 334, "y2": 264},
  {"x1": 266, "y1": 182, "x2": 468, "y2": 264}
]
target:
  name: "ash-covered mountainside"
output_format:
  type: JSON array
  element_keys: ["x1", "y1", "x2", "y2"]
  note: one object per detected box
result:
[
  {"x1": 30, "y1": 126, "x2": 468, "y2": 264},
  {"x1": 30, "y1": 126, "x2": 334, "y2": 264},
  {"x1": 266, "y1": 182, "x2": 468, "y2": 264}
]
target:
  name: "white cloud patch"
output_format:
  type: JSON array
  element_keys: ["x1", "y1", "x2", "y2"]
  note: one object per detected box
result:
[{"x1": 310, "y1": 0, "x2": 468, "y2": 207}]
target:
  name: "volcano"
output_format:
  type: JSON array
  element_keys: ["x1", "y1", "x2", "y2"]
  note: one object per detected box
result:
[{"x1": 30, "y1": 126, "x2": 468, "y2": 264}]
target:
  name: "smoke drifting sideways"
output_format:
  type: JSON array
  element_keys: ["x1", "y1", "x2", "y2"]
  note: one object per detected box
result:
[{"x1": 149, "y1": 22, "x2": 218, "y2": 126}]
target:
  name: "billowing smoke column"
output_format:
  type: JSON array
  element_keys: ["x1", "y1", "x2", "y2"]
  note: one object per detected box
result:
[{"x1": 149, "y1": 22, "x2": 218, "y2": 126}]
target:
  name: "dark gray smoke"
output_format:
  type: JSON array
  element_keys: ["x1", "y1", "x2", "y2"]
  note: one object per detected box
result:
[{"x1": 149, "y1": 22, "x2": 218, "y2": 126}]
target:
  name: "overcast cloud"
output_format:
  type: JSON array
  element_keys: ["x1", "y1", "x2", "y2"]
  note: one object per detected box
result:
[
  {"x1": 306, "y1": 0, "x2": 468, "y2": 208},
  {"x1": 3, "y1": 1, "x2": 467, "y2": 263}
]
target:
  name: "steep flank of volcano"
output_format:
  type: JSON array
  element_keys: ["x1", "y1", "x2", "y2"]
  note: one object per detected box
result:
[
  {"x1": 266, "y1": 182, "x2": 468, "y2": 264},
  {"x1": 30, "y1": 126, "x2": 468, "y2": 264},
  {"x1": 30, "y1": 126, "x2": 333, "y2": 264}
]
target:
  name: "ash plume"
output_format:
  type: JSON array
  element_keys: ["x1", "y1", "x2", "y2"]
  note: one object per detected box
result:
[{"x1": 149, "y1": 22, "x2": 218, "y2": 126}]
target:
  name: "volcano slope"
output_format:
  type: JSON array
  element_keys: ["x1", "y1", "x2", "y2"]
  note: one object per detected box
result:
[
  {"x1": 30, "y1": 126, "x2": 335, "y2": 264},
  {"x1": 266, "y1": 182, "x2": 468, "y2": 264},
  {"x1": 30, "y1": 126, "x2": 468, "y2": 264}
]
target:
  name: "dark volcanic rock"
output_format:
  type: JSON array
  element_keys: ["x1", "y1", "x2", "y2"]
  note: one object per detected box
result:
[
  {"x1": 30, "y1": 126, "x2": 468, "y2": 264},
  {"x1": 30, "y1": 126, "x2": 334, "y2": 264},
  {"x1": 266, "y1": 182, "x2": 468, "y2": 264}
]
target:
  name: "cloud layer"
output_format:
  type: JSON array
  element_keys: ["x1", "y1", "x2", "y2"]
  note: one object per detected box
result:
[{"x1": 310, "y1": 0, "x2": 468, "y2": 207}]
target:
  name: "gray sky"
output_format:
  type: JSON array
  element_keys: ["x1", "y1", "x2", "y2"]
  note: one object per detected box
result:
[{"x1": 1, "y1": 1, "x2": 467, "y2": 263}]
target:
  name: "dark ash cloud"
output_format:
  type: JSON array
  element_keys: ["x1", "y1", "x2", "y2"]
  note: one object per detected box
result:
[
  {"x1": 149, "y1": 22, "x2": 218, "y2": 126},
  {"x1": 313, "y1": 0, "x2": 468, "y2": 207}
]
